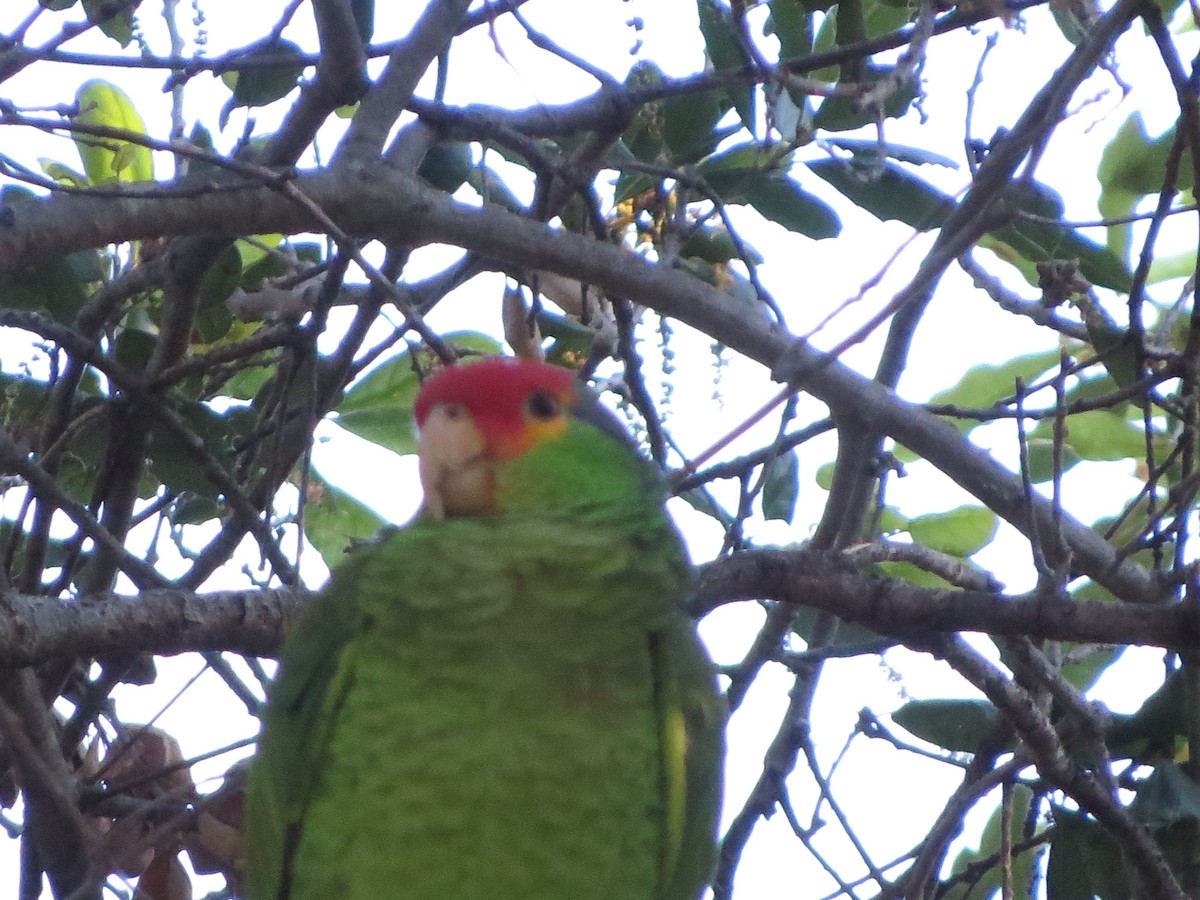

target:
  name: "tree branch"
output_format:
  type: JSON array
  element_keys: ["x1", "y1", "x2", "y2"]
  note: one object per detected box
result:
[
  {"x1": 0, "y1": 545, "x2": 1194, "y2": 669},
  {"x1": 0, "y1": 586, "x2": 304, "y2": 667},
  {"x1": 0, "y1": 161, "x2": 1162, "y2": 605},
  {"x1": 694, "y1": 547, "x2": 1196, "y2": 649}
]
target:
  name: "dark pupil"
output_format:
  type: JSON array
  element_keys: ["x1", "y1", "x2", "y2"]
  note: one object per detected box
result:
[{"x1": 527, "y1": 390, "x2": 559, "y2": 420}]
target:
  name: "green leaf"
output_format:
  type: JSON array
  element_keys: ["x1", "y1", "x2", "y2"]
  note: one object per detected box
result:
[
  {"x1": 807, "y1": 157, "x2": 954, "y2": 229},
  {"x1": 68, "y1": 249, "x2": 106, "y2": 284},
  {"x1": 676, "y1": 258, "x2": 765, "y2": 311},
  {"x1": 1030, "y1": 409, "x2": 1148, "y2": 463},
  {"x1": 236, "y1": 236, "x2": 278, "y2": 270},
  {"x1": 0, "y1": 373, "x2": 52, "y2": 442},
  {"x1": 875, "y1": 559, "x2": 959, "y2": 589},
  {"x1": 198, "y1": 244, "x2": 244, "y2": 309},
  {"x1": 812, "y1": 62, "x2": 916, "y2": 131},
  {"x1": 1093, "y1": 492, "x2": 1161, "y2": 555},
  {"x1": 0, "y1": 520, "x2": 75, "y2": 572},
  {"x1": 171, "y1": 496, "x2": 223, "y2": 527},
  {"x1": 891, "y1": 348, "x2": 1064, "y2": 466},
  {"x1": 985, "y1": 209, "x2": 1134, "y2": 295},
  {"x1": 930, "y1": 349, "x2": 1062, "y2": 409},
  {"x1": 833, "y1": 0, "x2": 866, "y2": 51},
  {"x1": 333, "y1": 333, "x2": 503, "y2": 456},
  {"x1": 809, "y1": 3, "x2": 842, "y2": 81},
  {"x1": 302, "y1": 469, "x2": 388, "y2": 567},
  {"x1": 791, "y1": 605, "x2": 883, "y2": 647},
  {"x1": 945, "y1": 785, "x2": 1037, "y2": 900},
  {"x1": 907, "y1": 505, "x2": 998, "y2": 558},
  {"x1": 1106, "y1": 670, "x2": 1187, "y2": 761},
  {"x1": 697, "y1": 0, "x2": 755, "y2": 130},
  {"x1": 623, "y1": 62, "x2": 667, "y2": 162},
  {"x1": 812, "y1": 0, "x2": 911, "y2": 60},
  {"x1": 333, "y1": 360, "x2": 423, "y2": 457},
  {"x1": 697, "y1": 142, "x2": 789, "y2": 199},
  {"x1": 1131, "y1": 761, "x2": 1200, "y2": 829},
  {"x1": 221, "y1": 364, "x2": 275, "y2": 402},
  {"x1": 1148, "y1": 248, "x2": 1198, "y2": 284},
  {"x1": 768, "y1": 0, "x2": 811, "y2": 61},
  {"x1": 876, "y1": 505, "x2": 908, "y2": 536},
  {"x1": 191, "y1": 245, "x2": 243, "y2": 343},
  {"x1": 417, "y1": 142, "x2": 473, "y2": 193},
  {"x1": 239, "y1": 236, "x2": 316, "y2": 288},
  {"x1": 538, "y1": 311, "x2": 596, "y2": 367},
  {"x1": 112, "y1": 326, "x2": 156, "y2": 371},
  {"x1": 761, "y1": 450, "x2": 800, "y2": 522},
  {"x1": 1098, "y1": 113, "x2": 1191, "y2": 257},
  {"x1": 892, "y1": 698, "x2": 1005, "y2": 753},
  {"x1": 1047, "y1": 807, "x2": 1132, "y2": 900},
  {"x1": 1057, "y1": 643, "x2": 1121, "y2": 694},
  {"x1": 860, "y1": 0, "x2": 916, "y2": 38},
  {"x1": 662, "y1": 89, "x2": 725, "y2": 163},
  {"x1": 823, "y1": 138, "x2": 959, "y2": 168},
  {"x1": 0, "y1": 188, "x2": 91, "y2": 322},
  {"x1": 1159, "y1": 0, "x2": 1188, "y2": 20},
  {"x1": 0, "y1": 254, "x2": 88, "y2": 323},
  {"x1": 183, "y1": 123, "x2": 224, "y2": 181},
  {"x1": 1077, "y1": 298, "x2": 1140, "y2": 388},
  {"x1": 72, "y1": 79, "x2": 154, "y2": 184},
  {"x1": 147, "y1": 404, "x2": 253, "y2": 499},
  {"x1": 38, "y1": 157, "x2": 89, "y2": 187},
  {"x1": 680, "y1": 224, "x2": 764, "y2": 265},
  {"x1": 614, "y1": 170, "x2": 659, "y2": 206},
  {"x1": 815, "y1": 459, "x2": 835, "y2": 490},
  {"x1": 220, "y1": 38, "x2": 305, "y2": 108},
  {"x1": 466, "y1": 163, "x2": 526, "y2": 213},
  {"x1": 768, "y1": 88, "x2": 812, "y2": 145},
  {"x1": 82, "y1": 0, "x2": 135, "y2": 46},
  {"x1": 678, "y1": 487, "x2": 734, "y2": 526},
  {"x1": 741, "y1": 173, "x2": 841, "y2": 239},
  {"x1": 1022, "y1": 438, "x2": 1083, "y2": 483},
  {"x1": 697, "y1": 148, "x2": 840, "y2": 239}
]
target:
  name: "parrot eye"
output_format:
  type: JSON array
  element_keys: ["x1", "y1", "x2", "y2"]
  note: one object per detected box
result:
[{"x1": 525, "y1": 389, "x2": 561, "y2": 421}]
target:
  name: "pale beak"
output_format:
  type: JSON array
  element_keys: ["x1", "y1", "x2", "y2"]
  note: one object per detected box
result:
[{"x1": 417, "y1": 404, "x2": 494, "y2": 519}]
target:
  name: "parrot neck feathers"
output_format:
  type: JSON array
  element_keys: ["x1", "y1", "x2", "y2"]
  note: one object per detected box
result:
[{"x1": 492, "y1": 417, "x2": 664, "y2": 520}]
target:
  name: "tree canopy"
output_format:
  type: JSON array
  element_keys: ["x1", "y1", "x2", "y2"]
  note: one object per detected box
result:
[{"x1": 0, "y1": 0, "x2": 1197, "y2": 898}]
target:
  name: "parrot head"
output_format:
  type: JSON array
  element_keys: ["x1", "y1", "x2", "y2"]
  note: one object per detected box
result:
[{"x1": 414, "y1": 357, "x2": 636, "y2": 519}]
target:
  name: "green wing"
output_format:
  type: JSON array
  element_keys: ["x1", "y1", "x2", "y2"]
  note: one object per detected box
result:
[
  {"x1": 654, "y1": 615, "x2": 727, "y2": 900},
  {"x1": 242, "y1": 544, "x2": 375, "y2": 900}
]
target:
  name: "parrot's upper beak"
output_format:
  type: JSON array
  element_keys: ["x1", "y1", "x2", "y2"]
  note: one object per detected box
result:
[{"x1": 417, "y1": 402, "x2": 495, "y2": 519}]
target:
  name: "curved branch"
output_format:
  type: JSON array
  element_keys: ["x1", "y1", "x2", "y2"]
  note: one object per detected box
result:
[
  {"x1": 0, "y1": 586, "x2": 305, "y2": 667},
  {"x1": 694, "y1": 548, "x2": 1197, "y2": 649},
  {"x1": 0, "y1": 544, "x2": 1195, "y2": 668},
  {"x1": 333, "y1": 0, "x2": 473, "y2": 166},
  {"x1": 0, "y1": 160, "x2": 1161, "y2": 604}
]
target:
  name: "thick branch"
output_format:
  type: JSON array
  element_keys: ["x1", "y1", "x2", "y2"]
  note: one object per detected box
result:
[
  {"x1": 0, "y1": 670, "x2": 104, "y2": 899},
  {"x1": 0, "y1": 163, "x2": 1162, "y2": 604},
  {"x1": 695, "y1": 548, "x2": 1198, "y2": 650},
  {"x1": 0, "y1": 587, "x2": 305, "y2": 667},
  {"x1": 333, "y1": 0, "x2": 472, "y2": 166},
  {"x1": 0, "y1": 546, "x2": 1196, "y2": 668}
]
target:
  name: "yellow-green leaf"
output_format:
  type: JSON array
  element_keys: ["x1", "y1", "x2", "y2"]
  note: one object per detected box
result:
[
  {"x1": 72, "y1": 79, "x2": 153, "y2": 184},
  {"x1": 907, "y1": 505, "x2": 998, "y2": 558}
]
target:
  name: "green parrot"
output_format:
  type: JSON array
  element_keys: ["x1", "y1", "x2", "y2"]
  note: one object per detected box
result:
[{"x1": 242, "y1": 356, "x2": 725, "y2": 899}]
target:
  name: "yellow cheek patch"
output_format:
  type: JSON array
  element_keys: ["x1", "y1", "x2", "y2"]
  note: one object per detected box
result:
[{"x1": 490, "y1": 414, "x2": 569, "y2": 459}]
